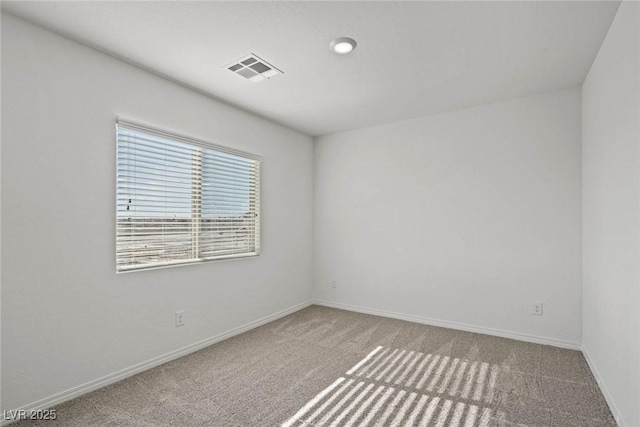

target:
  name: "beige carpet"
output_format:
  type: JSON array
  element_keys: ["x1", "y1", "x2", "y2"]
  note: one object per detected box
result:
[{"x1": 15, "y1": 306, "x2": 615, "y2": 426}]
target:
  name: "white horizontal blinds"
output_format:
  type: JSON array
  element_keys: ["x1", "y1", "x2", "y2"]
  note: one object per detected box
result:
[
  {"x1": 116, "y1": 121, "x2": 261, "y2": 271},
  {"x1": 116, "y1": 126, "x2": 198, "y2": 270},
  {"x1": 200, "y1": 150, "x2": 260, "y2": 259}
]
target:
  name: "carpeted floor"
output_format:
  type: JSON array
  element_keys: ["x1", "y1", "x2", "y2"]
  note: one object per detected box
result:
[{"x1": 15, "y1": 305, "x2": 615, "y2": 426}]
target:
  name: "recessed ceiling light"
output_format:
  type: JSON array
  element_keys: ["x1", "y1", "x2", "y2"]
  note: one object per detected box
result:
[{"x1": 330, "y1": 37, "x2": 357, "y2": 55}]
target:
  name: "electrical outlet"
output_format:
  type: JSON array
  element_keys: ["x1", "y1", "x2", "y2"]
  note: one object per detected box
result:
[
  {"x1": 331, "y1": 278, "x2": 337, "y2": 288},
  {"x1": 175, "y1": 310, "x2": 185, "y2": 326},
  {"x1": 532, "y1": 303, "x2": 543, "y2": 316}
]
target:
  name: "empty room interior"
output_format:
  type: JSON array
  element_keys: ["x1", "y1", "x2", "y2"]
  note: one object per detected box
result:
[{"x1": 1, "y1": 1, "x2": 639, "y2": 426}]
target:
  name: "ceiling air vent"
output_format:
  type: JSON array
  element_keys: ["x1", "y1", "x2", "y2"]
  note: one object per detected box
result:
[{"x1": 226, "y1": 54, "x2": 283, "y2": 83}]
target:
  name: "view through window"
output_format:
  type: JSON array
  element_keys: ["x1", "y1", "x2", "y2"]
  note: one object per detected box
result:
[{"x1": 116, "y1": 121, "x2": 261, "y2": 271}]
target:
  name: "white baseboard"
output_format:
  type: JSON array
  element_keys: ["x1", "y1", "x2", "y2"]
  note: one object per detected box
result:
[
  {"x1": 582, "y1": 346, "x2": 625, "y2": 427},
  {"x1": 312, "y1": 299, "x2": 582, "y2": 350},
  {"x1": 4, "y1": 299, "x2": 593, "y2": 426},
  {"x1": 1, "y1": 300, "x2": 313, "y2": 427}
]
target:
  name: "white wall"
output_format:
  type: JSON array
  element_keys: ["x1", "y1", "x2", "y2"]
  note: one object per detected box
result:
[
  {"x1": 314, "y1": 88, "x2": 583, "y2": 346},
  {"x1": 582, "y1": 2, "x2": 640, "y2": 426},
  {"x1": 1, "y1": 13, "x2": 313, "y2": 411}
]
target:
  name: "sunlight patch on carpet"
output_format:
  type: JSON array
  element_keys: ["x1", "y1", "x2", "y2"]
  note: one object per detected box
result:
[{"x1": 282, "y1": 346, "x2": 505, "y2": 426}]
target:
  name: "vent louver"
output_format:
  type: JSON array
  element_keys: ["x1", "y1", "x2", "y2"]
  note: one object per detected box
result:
[{"x1": 226, "y1": 54, "x2": 283, "y2": 83}]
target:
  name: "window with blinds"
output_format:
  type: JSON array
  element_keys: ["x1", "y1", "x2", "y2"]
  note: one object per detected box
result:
[{"x1": 116, "y1": 121, "x2": 261, "y2": 271}]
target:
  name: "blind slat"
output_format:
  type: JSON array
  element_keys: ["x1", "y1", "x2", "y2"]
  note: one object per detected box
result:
[
  {"x1": 117, "y1": 155, "x2": 256, "y2": 177},
  {"x1": 118, "y1": 146, "x2": 256, "y2": 171},
  {"x1": 118, "y1": 133, "x2": 258, "y2": 165}
]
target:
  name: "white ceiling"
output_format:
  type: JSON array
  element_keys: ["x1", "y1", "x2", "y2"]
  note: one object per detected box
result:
[{"x1": 2, "y1": 1, "x2": 620, "y2": 136}]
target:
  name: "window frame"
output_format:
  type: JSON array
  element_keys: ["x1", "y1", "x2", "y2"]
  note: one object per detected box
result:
[{"x1": 115, "y1": 119, "x2": 262, "y2": 273}]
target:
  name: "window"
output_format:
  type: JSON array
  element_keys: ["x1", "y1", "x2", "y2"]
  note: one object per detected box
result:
[{"x1": 116, "y1": 121, "x2": 261, "y2": 271}]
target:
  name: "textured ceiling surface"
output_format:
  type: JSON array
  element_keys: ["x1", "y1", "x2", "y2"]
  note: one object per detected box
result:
[{"x1": 2, "y1": 1, "x2": 620, "y2": 136}]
